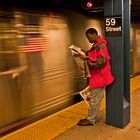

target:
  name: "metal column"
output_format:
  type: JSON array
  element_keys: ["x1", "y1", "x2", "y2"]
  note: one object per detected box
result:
[{"x1": 104, "y1": 0, "x2": 131, "y2": 128}]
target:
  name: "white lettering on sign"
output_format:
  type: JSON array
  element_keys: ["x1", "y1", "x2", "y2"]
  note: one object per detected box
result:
[
  {"x1": 106, "y1": 26, "x2": 122, "y2": 32},
  {"x1": 105, "y1": 17, "x2": 122, "y2": 36},
  {"x1": 105, "y1": 18, "x2": 116, "y2": 26}
]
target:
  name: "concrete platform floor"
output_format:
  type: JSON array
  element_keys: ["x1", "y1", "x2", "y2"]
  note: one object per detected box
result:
[{"x1": 53, "y1": 87, "x2": 140, "y2": 140}]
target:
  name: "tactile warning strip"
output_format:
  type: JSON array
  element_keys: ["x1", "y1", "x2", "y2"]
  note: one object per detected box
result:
[
  {"x1": 0, "y1": 101, "x2": 88, "y2": 140},
  {"x1": 130, "y1": 75, "x2": 140, "y2": 92}
]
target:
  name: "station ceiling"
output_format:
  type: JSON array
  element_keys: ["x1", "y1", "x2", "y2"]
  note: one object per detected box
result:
[
  {"x1": 57, "y1": 0, "x2": 140, "y2": 15},
  {"x1": 132, "y1": 0, "x2": 140, "y2": 14},
  {"x1": 1, "y1": 0, "x2": 140, "y2": 15},
  {"x1": 31, "y1": 0, "x2": 140, "y2": 15}
]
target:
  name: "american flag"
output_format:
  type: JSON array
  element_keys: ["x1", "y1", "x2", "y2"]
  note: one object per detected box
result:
[{"x1": 18, "y1": 37, "x2": 47, "y2": 53}]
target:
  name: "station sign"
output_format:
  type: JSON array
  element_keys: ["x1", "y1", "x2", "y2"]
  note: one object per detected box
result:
[{"x1": 105, "y1": 16, "x2": 122, "y2": 36}]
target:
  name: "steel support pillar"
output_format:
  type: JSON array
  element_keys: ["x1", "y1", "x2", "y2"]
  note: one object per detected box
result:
[{"x1": 104, "y1": 0, "x2": 131, "y2": 128}]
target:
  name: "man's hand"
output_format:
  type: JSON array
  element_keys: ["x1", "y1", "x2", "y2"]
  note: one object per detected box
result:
[{"x1": 79, "y1": 54, "x2": 88, "y2": 60}]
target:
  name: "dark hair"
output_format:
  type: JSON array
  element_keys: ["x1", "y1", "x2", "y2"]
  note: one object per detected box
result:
[{"x1": 85, "y1": 28, "x2": 98, "y2": 36}]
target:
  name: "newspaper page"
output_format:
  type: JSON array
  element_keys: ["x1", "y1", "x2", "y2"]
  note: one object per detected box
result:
[
  {"x1": 69, "y1": 45, "x2": 91, "y2": 104},
  {"x1": 69, "y1": 44, "x2": 86, "y2": 57},
  {"x1": 79, "y1": 86, "x2": 91, "y2": 105},
  {"x1": 69, "y1": 44, "x2": 90, "y2": 78}
]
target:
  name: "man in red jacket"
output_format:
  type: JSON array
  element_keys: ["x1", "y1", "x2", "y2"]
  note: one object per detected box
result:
[{"x1": 77, "y1": 28, "x2": 114, "y2": 126}]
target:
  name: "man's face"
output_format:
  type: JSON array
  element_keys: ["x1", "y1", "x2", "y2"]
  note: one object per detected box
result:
[{"x1": 86, "y1": 33, "x2": 96, "y2": 43}]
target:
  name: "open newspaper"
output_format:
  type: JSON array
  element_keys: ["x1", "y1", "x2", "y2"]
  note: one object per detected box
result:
[
  {"x1": 69, "y1": 44, "x2": 90, "y2": 78},
  {"x1": 69, "y1": 45, "x2": 91, "y2": 105},
  {"x1": 69, "y1": 44, "x2": 86, "y2": 57},
  {"x1": 79, "y1": 86, "x2": 91, "y2": 105}
]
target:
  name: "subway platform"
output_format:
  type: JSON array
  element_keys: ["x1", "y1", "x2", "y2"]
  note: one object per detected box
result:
[{"x1": 0, "y1": 75, "x2": 140, "y2": 140}]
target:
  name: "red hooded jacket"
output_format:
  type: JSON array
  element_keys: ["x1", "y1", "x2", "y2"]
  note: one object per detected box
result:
[{"x1": 87, "y1": 36, "x2": 114, "y2": 89}]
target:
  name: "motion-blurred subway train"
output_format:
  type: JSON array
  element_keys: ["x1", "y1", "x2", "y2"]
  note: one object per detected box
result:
[{"x1": 0, "y1": 3, "x2": 140, "y2": 131}]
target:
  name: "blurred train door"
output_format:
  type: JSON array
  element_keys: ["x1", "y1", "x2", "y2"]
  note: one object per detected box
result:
[
  {"x1": 15, "y1": 11, "x2": 76, "y2": 119},
  {"x1": 0, "y1": 12, "x2": 21, "y2": 127}
]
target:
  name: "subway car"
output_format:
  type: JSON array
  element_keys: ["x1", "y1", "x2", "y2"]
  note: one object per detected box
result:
[{"x1": 0, "y1": 3, "x2": 140, "y2": 131}]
